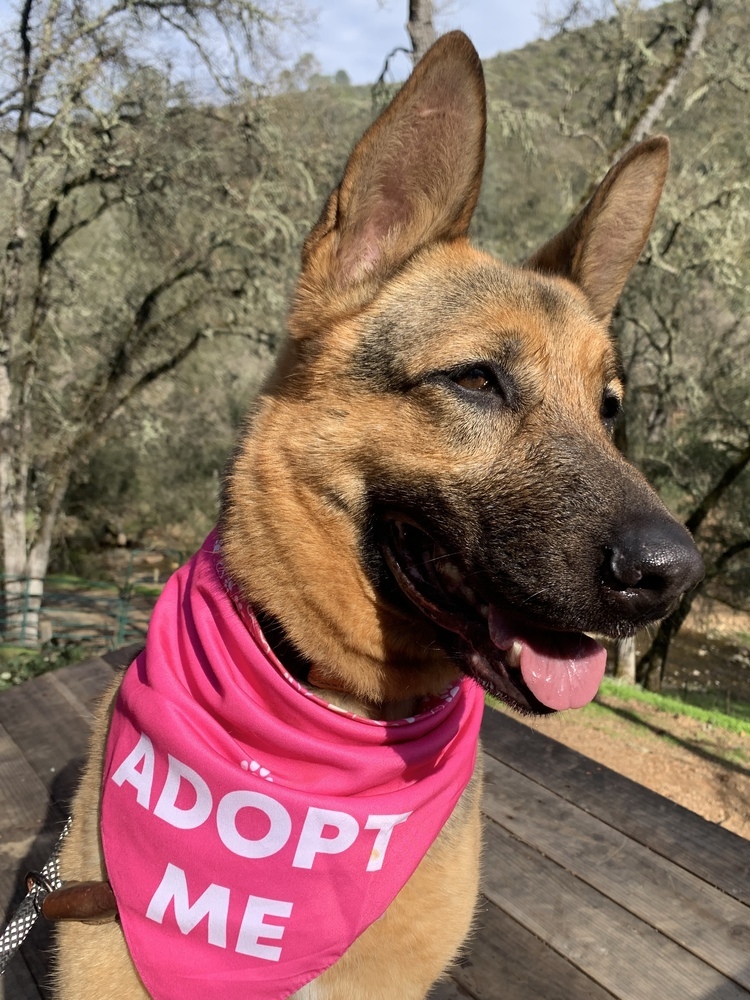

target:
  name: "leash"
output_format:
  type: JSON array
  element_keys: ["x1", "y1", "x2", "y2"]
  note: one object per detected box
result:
[
  {"x1": 0, "y1": 817, "x2": 70, "y2": 974},
  {"x1": 0, "y1": 817, "x2": 118, "y2": 975}
]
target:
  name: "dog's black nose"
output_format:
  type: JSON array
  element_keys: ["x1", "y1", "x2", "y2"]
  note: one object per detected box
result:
[{"x1": 602, "y1": 515, "x2": 704, "y2": 618}]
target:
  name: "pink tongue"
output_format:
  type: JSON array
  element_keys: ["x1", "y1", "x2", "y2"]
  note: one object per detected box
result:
[{"x1": 489, "y1": 607, "x2": 606, "y2": 711}]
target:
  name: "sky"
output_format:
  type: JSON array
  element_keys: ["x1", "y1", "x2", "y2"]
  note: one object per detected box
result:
[
  {"x1": 310, "y1": 1, "x2": 546, "y2": 85},
  {"x1": 0, "y1": 0, "x2": 552, "y2": 100}
]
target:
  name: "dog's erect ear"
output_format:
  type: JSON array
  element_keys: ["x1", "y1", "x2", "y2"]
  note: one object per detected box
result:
[
  {"x1": 525, "y1": 137, "x2": 670, "y2": 324},
  {"x1": 302, "y1": 31, "x2": 485, "y2": 289}
]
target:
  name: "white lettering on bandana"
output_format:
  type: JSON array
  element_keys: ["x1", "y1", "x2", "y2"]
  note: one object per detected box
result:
[{"x1": 101, "y1": 532, "x2": 485, "y2": 999}]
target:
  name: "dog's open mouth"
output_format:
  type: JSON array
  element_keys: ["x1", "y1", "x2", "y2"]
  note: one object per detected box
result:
[{"x1": 380, "y1": 517, "x2": 607, "y2": 715}]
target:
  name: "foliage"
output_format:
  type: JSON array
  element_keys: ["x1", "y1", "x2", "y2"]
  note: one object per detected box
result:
[
  {"x1": 0, "y1": 639, "x2": 89, "y2": 689},
  {"x1": 59, "y1": 340, "x2": 275, "y2": 562},
  {"x1": 0, "y1": 0, "x2": 310, "y2": 640},
  {"x1": 58, "y1": 79, "x2": 374, "y2": 563}
]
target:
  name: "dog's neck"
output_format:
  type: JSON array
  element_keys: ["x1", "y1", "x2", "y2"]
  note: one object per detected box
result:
[{"x1": 254, "y1": 608, "x2": 426, "y2": 721}]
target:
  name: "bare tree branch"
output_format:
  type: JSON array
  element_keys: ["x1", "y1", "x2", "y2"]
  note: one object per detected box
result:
[
  {"x1": 0, "y1": 0, "x2": 302, "y2": 641},
  {"x1": 613, "y1": 0, "x2": 713, "y2": 162}
]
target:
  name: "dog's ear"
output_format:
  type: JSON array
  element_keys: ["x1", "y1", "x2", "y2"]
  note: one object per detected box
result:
[
  {"x1": 300, "y1": 31, "x2": 485, "y2": 294},
  {"x1": 525, "y1": 137, "x2": 670, "y2": 324}
]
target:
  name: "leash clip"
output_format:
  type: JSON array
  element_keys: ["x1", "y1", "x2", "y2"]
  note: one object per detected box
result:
[{"x1": 24, "y1": 871, "x2": 56, "y2": 914}]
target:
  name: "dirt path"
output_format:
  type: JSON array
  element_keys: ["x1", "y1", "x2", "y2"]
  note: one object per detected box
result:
[{"x1": 501, "y1": 692, "x2": 750, "y2": 839}]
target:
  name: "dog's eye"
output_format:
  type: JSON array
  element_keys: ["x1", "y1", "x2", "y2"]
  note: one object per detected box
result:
[
  {"x1": 454, "y1": 367, "x2": 495, "y2": 392},
  {"x1": 600, "y1": 391, "x2": 621, "y2": 426},
  {"x1": 431, "y1": 362, "x2": 516, "y2": 409}
]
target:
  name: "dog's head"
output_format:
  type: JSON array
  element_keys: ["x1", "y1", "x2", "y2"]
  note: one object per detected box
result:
[{"x1": 221, "y1": 32, "x2": 703, "y2": 714}]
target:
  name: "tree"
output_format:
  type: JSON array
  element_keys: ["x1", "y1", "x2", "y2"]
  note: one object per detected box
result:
[
  {"x1": 60, "y1": 59, "x2": 374, "y2": 581},
  {"x1": 634, "y1": 307, "x2": 750, "y2": 688},
  {"x1": 615, "y1": 3, "x2": 750, "y2": 687},
  {"x1": 543, "y1": 0, "x2": 713, "y2": 172},
  {"x1": 542, "y1": 0, "x2": 750, "y2": 687},
  {"x1": 0, "y1": 0, "x2": 307, "y2": 642},
  {"x1": 373, "y1": 0, "x2": 437, "y2": 104},
  {"x1": 372, "y1": 0, "x2": 748, "y2": 686},
  {"x1": 277, "y1": 53, "x2": 323, "y2": 92}
]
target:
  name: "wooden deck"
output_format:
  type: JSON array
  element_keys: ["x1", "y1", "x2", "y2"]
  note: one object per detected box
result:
[{"x1": 1, "y1": 653, "x2": 749, "y2": 1000}]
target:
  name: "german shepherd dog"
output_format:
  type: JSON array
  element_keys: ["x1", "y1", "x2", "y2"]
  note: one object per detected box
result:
[{"x1": 55, "y1": 31, "x2": 703, "y2": 1000}]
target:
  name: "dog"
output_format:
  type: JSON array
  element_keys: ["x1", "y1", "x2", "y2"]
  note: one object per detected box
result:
[{"x1": 54, "y1": 30, "x2": 703, "y2": 1000}]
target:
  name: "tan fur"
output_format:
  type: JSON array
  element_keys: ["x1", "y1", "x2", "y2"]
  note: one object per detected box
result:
[
  {"x1": 526, "y1": 137, "x2": 670, "y2": 322},
  {"x1": 55, "y1": 30, "x2": 676, "y2": 999},
  {"x1": 222, "y1": 244, "x2": 629, "y2": 705}
]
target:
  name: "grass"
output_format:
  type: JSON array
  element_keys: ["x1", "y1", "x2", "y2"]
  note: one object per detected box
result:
[
  {"x1": 597, "y1": 677, "x2": 750, "y2": 737},
  {"x1": 131, "y1": 583, "x2": 164, "y2": 598},
  {"x1": 487, "y1": 677, "x2": 750, "y2": 739}
]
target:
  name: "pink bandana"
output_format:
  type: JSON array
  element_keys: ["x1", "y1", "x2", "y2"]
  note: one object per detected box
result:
[{"x1": 101, "y1": 533, "x2": 485, "y2": 1000}]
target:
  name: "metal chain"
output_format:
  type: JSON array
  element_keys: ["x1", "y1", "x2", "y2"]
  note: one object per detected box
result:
[{"x1": 0, "y1": 817, "x2": 71, "y2": 974}]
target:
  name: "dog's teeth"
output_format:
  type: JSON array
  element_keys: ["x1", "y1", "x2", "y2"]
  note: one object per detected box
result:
[
  {"x1": 479, "y1": 604, "x2": 489, "y2": 618},
  {"x1": 506, "y1": 641, "x2": 522, "y2": 669}
]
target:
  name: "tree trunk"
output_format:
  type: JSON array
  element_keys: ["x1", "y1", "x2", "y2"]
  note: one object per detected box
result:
[
  {"x1": 407, "y1": 0, "x2": 437, "y2": 65},
  {"x1": 637, "y1": 443, "x2": 750, "y2": 681},
  {"x1": 1, "y1": 0, "x2": 37, "y2": 341},
  {"x1": 0, "y1": 498, "x2": 65, "y2": 646},
  {"x1": 684, "y1": 442, "x2": 750, "y2": 537},
  {"x1": 575, "y1": 0, "x2": 713, "y2": 207},
  {"x1": 0, "y1": 459, "x2": 31, "y2": 644},
  {"x1": 613, "y1": 634, "x2": 637, "y2": 683},
  {"x1": 0, "y1": 358, "x2": 71, "y2": 644},
  {"x1": 637, "y1": 587, "x2": 698, "y2": 690},
  {"x1": 21, "y1": 532, "x2": 55, "y2": 647},
  {"x1": 616, "y1": 0, "x2": 712, "y2": 160}
]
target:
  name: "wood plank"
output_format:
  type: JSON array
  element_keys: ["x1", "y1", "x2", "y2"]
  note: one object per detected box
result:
[
  {"x1": 3, "y1": 665, "x2": 748, "y2": 1000},
  {"x1": 0, "y1": 951, "x2": 43, "y2": 1000},
  {"x1": 483, "y1": 821, "x2": 750, "y2": 999},
  {"x1": 0, "y1": 671, "x2": 94, "y2": 809},
  {"x1": 52, "y1": 656, "x2": 116, "y2": 717},
  {"x1": 453, "y1": 897, "x2": 614, "y2": 1000},
  {"x1": 0, "y1": 717, "x2": 63, "y2": 995},
  {"x1": 102, "y1": 643, "x2": 143, "y2": 670},
  {"x1": 481, "y1": 709, "x2": 750, "y2": 904},
  {"x1": 482, "y1": 753, "x2": 750, "y2": 988},
  {"x1": 0, "y1": 827, "x2": 61, "y2": 911},
  {"x1": 429, "y1": 978, "x2": 477, "y2": 999},
  {"x1": 0, "y1": 655, "x2": 125, "y2": 998},
  {"x1": 0, "y1": 829, "x2": 59, "y2": 998},
  {"x1": 0, "y1": 723, "x2": 51, "y2": 842},
  {"x1": 0, "y1": 819, "x2": 62, "y2": 997}
]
